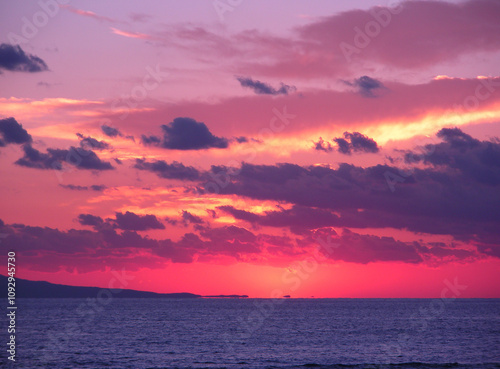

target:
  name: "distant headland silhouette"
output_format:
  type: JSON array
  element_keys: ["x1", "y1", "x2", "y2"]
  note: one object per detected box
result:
[{"x1": 0, "y1": 275, "x2": 248, "y2": 299}]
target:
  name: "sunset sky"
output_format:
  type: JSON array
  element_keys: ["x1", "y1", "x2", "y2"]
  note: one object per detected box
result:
[{"x1": 1, "y1": 0, "x2": 500, "y2": 297}]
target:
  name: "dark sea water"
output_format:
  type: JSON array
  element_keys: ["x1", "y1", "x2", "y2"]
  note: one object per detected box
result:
[{"x1": 1, "y1": 298, "x2": 499, "y2": 368}]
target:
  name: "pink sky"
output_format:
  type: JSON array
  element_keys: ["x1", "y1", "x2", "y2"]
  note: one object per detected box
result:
[{"x1": 1, "y1": 0, "x2": 500, "y2": 297}]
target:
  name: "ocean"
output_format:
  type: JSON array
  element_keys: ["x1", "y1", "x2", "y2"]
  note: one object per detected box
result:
[{"x1": 2, "y1": 298, "x2": 499, "y2": 368}]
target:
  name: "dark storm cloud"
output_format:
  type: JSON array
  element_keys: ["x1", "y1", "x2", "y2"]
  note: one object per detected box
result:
[
  {"x1": 236, "y1": 76, "x2": 296, "y2": 95},
  {"x1": 0, "y1": 223, "x2": 99, "y2": 255},
  {"x1": 0, "y1": 117, "x2": 32, "y2": 146},
  {"x1": 152, "y1": 239, "x2": 196, "y2": 264},
  {"x1": 314, "y1": 132, "x2": 379, "y2": 154},
  {"x1": 220, "y1": 202, "x2": 439, "y2": 237},
  {"x1": 0, "y1": 207, "x2": 480, "y2": 268},
  {"x1": 0, "y1": 219, "x2": 192, "y2": 271},
  {"x1": 219, "y1": 205, "x2": 340, "y2": 235},
  {"x1": 181, "y1": 211, "x2": 204, "y2": 225},
  {"x1": 325, "y1": 228, "x2": 423, "y2": 264},
  {"x1": 333, "y1": 132, "x2": 379, "y2": 154},
  {"x1": 155, "y1": 224, "x2": 266, "y2": 260},
  {"x1": 15, "y1": 144, "x2": 62, "y2": 170},
  {"x1": 417, "y1": 242, "x2": 477, "y2": 263},
  {"x1": 137, "y1": 129, "x2": 498, "y2": 253},
  {"x1": 101, "y1": 124, "x2": 122, "y2": 137},
  {"x1": 141, "y1": 134, "x2": 162, "y2": 145},
  {"x1": 333, "y1": 137, "x2": 351, "y2": 154},
  {"x1": 166, "y1": 211, "x2": 205, "y2": 228},
  {"x1": 313, "y1": 137, "x2": 333, "y2": 152},
  {"x1": 202, "y1": 129, "x2": 500, "y2": 255},
  {"x1": 300, "y1": 228, "x2": 473, "y2": 264},
  {"x1": 218, "y1": 206, "x2": 486, "y2": 263},
  {"x1": 76, "y1": 133, "x2": 110, "y2": 150},
  {"x1": 134, "y1": 159, "x2": 201, "y2": 181},
  {"x1": 406, "y1": 127, "x2": 500, "y2": 185},
  {"x1": 90, "y1": 185, "x2": 107, "y2": 191},
  {"x1": 13, "y1": 126, "x2": 490, "y2": 267},
  {"x1": 437, "y1": 127, "x2": 480, "y2": 149},
  {"x1": 112, "y1": 211, "x2": 165, "y2": 231},
  {"x1": 234, "y1": 136, "x2": 249, "y2": 143},
  {"x1": 343, "y1": 76, "x2": 384, "y2": 97},
  {"x1": 0, "y1": 44, "x2": 48, "y2": 73},
  {"x1": 211, "y1": 162, "x2": 307, "y2": 185},
  {"x1": 77, "y1": 214, "x2": 104, "y2": 228},
  {"x1": 201, "y1": 224, "x2": 256, "y2": 243},
  {"x1": 198, "y1": 225, "x2": 262, "y2": 256},
  {"x1": 15, "y1": 144, "x2": 114, "y2": 171},
  {"x1": 78, "y1": 211, "x2": 165, "y2": 231},
  {"x1": 0, "y1": 218, "x2": 281, "y2": 271},
  {"x1": 217, "y1": 206, "x2": 261, "y2": 224},
  {"x1": 308, "y1": 228, "x2": 425, "y2": 264},
  {"x1": 59, "y1": 184, "x2": 107, "y2": 191},
  {"x1": 142, "y1": 117, "x2": 229, "y2": 150}
]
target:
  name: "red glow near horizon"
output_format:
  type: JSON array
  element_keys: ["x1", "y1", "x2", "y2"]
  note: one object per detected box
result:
[{"x1": 16, "y1": 259, "x2": 500, "y2": 298}]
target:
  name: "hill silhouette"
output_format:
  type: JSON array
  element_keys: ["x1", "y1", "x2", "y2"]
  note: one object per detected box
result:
[{"x1": 0, "y1": 275, "x2": 200, "y2": 298}]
